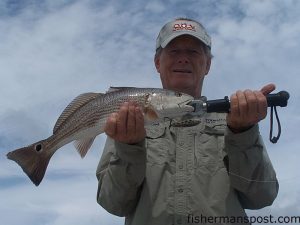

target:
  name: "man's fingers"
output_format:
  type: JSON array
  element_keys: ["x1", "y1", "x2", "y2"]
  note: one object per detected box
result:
[
  {"x1": 260, "y1": 83, "x2": 276, "y2": 96},
  {"x1": 254, "y1": 91, "x2": 268, "y2": 120},
  {"x1": 127, "y1": 102, "x2": 136, "y2": 135},
  {"x1": 245, "y1": 89, "x2": 258, "y2": 116},
  {"x1": 230, "y1": 93, "x2": 239, "y2": 116},
  {"x1": 117, "y1": 102, "x2": 129, "y2": 135},
  {"x1": 236, "y1": 90, "x2": 248, "y2": 117},
  {"x1": 227, "y1": 85, "x2": 276, "y2": 132},
  {"x1": 104, "y1": 113, "x2": 117, "y2": 137},
  {"x1": 104, "y1": 102, "x2": 146, "y2": 144}
]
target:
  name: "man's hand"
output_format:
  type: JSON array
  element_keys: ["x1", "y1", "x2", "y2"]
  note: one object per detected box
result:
[
  {"x1": 227, "y1": 84, "x2": 276, "y2": 133},
  {"x1": 104, "y1": 102, "x2": 146, "y2": 144}
]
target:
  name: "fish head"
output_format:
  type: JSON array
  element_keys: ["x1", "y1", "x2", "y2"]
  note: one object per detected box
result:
[{"x1": 146, "y1": 90, "x2": 195, "y2": 119}]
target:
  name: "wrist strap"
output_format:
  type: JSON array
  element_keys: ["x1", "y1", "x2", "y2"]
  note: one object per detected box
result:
[{"x1": 269, "y1": 106, "x2": 281, "y2": 143}]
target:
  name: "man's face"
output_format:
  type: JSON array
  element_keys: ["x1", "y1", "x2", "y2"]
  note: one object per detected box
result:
[{"x1": 155, "y1": 35, "x2": 211, "y2": 98}]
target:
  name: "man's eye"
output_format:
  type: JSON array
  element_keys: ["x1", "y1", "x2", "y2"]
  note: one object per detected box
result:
[
  {"x1": 189, "y1": 49, "x2": 200, "y2": 54},
  {"x1": 170, "y1": 49, "x2": 179, "y2": 54}
]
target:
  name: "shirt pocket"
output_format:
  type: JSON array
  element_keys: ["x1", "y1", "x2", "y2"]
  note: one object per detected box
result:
[
  {"x1": 193, "y1": 124, "x2": 226, "y2": 174},
  {"x1": 145, "y1": 123, "x2": 170, "y2": 164}
]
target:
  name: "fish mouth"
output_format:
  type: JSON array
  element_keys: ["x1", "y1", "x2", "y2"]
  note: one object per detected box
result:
[
  {"x1": 156, "y1": 99, "x2": 195, "y2": 119},
  {"x1": 177, "y1": 99, "x2": 195, "y2": 112}
]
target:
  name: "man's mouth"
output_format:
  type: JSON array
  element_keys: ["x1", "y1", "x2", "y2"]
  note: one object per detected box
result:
[{"x1": 173, "y1": 69, "x2": 192, "y2": 74}]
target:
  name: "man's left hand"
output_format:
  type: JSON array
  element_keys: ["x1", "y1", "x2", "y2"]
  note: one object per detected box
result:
[{"x1": 227, "y1": 83, "x2": 276, "y2": 133}]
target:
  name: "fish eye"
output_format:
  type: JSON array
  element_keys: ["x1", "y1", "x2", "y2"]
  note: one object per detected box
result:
[
  {"x1": 35, "y1": 144, "x2": 42, "y2": 152},
  {"x1": 175, "y1": 92, "x2": 182, "y2": 97}
]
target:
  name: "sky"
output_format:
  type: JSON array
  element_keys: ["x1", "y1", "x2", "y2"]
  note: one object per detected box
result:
[{"x1": 0, "y1": 0, "x2": 299, "y2": 224}]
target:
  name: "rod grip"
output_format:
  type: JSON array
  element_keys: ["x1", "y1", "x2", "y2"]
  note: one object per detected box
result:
[
  {"x1": 206, "y1": 91, "x2": 290, "y2": 113},
  {"x1": 266, "y1": 91, "x2": 289, "y2": 107}
]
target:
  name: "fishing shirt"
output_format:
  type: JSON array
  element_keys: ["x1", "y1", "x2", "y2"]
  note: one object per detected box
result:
[{"x1": 96, "y1": 112, "x2": 279, "y2": 225}]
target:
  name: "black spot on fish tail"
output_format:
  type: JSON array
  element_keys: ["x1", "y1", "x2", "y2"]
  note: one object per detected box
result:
[
  {"x1": 7, "y1": 142, "x2": 53, "y2": 186},
  {"x1": 35, "y1": 143, "x2": 42, "y2": 152}
]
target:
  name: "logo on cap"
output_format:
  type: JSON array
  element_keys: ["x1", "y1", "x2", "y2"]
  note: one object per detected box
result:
[{"x1": 173, "y1": 23, "x2": 196, "y2": 32}]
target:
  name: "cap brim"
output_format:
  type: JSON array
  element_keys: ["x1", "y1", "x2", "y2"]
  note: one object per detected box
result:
[{"x1": 160, "y1": 32, "x2": 210, "y2": 49}]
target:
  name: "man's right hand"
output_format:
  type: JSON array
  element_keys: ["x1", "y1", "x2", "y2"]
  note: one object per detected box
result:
[{"x1": 104, "y1": 102, "x2": 146, "y2": 144}]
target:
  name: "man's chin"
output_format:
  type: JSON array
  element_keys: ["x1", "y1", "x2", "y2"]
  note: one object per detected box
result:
[
  {"x1": 168, "y1": 83, "x2": 195, "y2": 94},
  {"x1": 170, "y1": 80, "x2": 194, "y2": 89}
]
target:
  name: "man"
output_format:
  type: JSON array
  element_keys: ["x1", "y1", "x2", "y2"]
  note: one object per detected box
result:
[{"x1": 96, "y1": 18, "x2": 278, "y2": 225}]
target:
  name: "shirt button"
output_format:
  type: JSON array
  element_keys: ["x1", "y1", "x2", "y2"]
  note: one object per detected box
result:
[
  {"x1": 178, "y1": 142, "x2": 184, "y2": 146},
  {"x1": 178, "y1": 188, "x2": 183, "y2": 193},
  {"x1": 178, "y1": 165, "x2": 183, "y2": 169}
]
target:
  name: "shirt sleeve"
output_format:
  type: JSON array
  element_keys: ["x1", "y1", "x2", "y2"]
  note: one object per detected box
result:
[
  {"x1": 224, "y1": 124, "x2": 279, "y2": 209},
  {"x1": 96, "y1": 137, "x2": 146, "y2": 216}
]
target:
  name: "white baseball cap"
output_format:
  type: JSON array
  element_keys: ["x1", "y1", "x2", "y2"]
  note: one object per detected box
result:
[{"x1": 156, "y1": 18, "x2": 211, "y2": 50}]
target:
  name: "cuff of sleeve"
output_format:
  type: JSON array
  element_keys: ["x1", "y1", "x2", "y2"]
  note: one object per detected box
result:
[
  {"x1": 225, "y1": 124, "x2": 260, "y2": 150},
  {"x1": 115, "y1": 140, "x2": 146, "y2": 164}
]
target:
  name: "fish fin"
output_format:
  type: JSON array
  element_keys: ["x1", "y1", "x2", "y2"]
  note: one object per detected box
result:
[
  {"x1": 53, "y1": 93, "x2": 101, "y2": 134},
  {"x1": 106, "y1": 86, "x2": 137, "y2": 93},
  {"x1": 6, "y1": 140, "x2": 53, "y2": 186},
  {"x1": 73, "y1": 136, "x2": 96, "y2": 158},
  {"x1": 144, "y1": 106, "x2": 159, "y2": 121}
]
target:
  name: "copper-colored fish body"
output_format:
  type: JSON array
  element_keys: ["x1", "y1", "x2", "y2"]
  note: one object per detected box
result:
[{"x1": 7, "y1": 87, "x2": 194, "y2": 185}]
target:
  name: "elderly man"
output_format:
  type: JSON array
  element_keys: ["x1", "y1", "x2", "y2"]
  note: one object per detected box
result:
[{"x1": 96, "y1": 18, "x2": 278, "y2": 225}]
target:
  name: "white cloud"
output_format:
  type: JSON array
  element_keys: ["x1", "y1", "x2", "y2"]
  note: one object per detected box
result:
[
  {"x1": 145, "y1": 1, "x2": 166, "y2": 13},
  {"x1": 1, "y1": 1, "x2": 300, "y2": 225},
  {"x1": 0, "y1": 175, "x2": 124, "y2": 225}
]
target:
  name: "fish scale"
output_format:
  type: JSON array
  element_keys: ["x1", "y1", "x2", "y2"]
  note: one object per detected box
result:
[{"x1": 6, "y1": 87, "x2": 194, "y2": 186}]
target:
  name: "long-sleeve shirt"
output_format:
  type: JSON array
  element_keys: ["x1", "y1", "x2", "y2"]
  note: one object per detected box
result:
[{"x1": 96, "y1": 112, "x2": 279, "y2": 225}]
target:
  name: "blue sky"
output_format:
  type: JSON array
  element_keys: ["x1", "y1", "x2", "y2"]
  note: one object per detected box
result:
[{"x1": 1, "y1": 0, "x2": 300, "y2": 224}]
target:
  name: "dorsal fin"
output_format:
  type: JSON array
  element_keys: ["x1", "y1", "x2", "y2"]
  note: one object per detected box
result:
[
  {"x1": 53, "y1": 93, "x2": 101, "y2": 134},
  {"x1": 106, "y1": 86, "x2": 137, "y2": 93}
]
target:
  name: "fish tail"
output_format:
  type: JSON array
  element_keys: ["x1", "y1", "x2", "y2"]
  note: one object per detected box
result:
[{"x1": 6, "y1": 139, "x2": 54, "y2": 186}]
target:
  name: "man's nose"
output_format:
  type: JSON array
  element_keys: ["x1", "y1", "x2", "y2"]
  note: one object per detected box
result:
[{"x1": 176, "y1": 51, "x2": 190, "y2": 64}]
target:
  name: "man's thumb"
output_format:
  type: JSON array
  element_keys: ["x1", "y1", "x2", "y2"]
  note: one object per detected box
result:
[{"x1": 260, "y1": 83, "x2": 276, "y2": 96}]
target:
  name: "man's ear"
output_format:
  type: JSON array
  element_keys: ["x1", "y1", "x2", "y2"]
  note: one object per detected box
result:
[
  {"x1": 154, "y1": 55, "x2": 160, "y2": 73},
  {"x1": 204, "y1": 57, "x2": 211, "y2": 75}
]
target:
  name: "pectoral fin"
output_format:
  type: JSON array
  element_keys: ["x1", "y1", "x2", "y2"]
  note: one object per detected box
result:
[
  {"x1": 144, "y1": 106, "x2": 159, "y2": 121},
  {"x1": 73, "y1": 137, "x2": 96, "y2": 158}
]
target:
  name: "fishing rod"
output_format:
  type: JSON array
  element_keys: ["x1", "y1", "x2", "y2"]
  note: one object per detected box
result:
[{"x1": 189, "y1": 91, "x2": 290, "y2": 143}]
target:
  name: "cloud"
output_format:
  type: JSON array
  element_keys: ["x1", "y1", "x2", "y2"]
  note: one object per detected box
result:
[
  {"x1": 0, "y1": 175, "x2": 124, "y2": 225},
  {"x1": 1, "y1": 1, "x2": 300, "y2": 225},
  {"x1": 145, "y1": 1, "x2": 165, "y2": 13}
]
